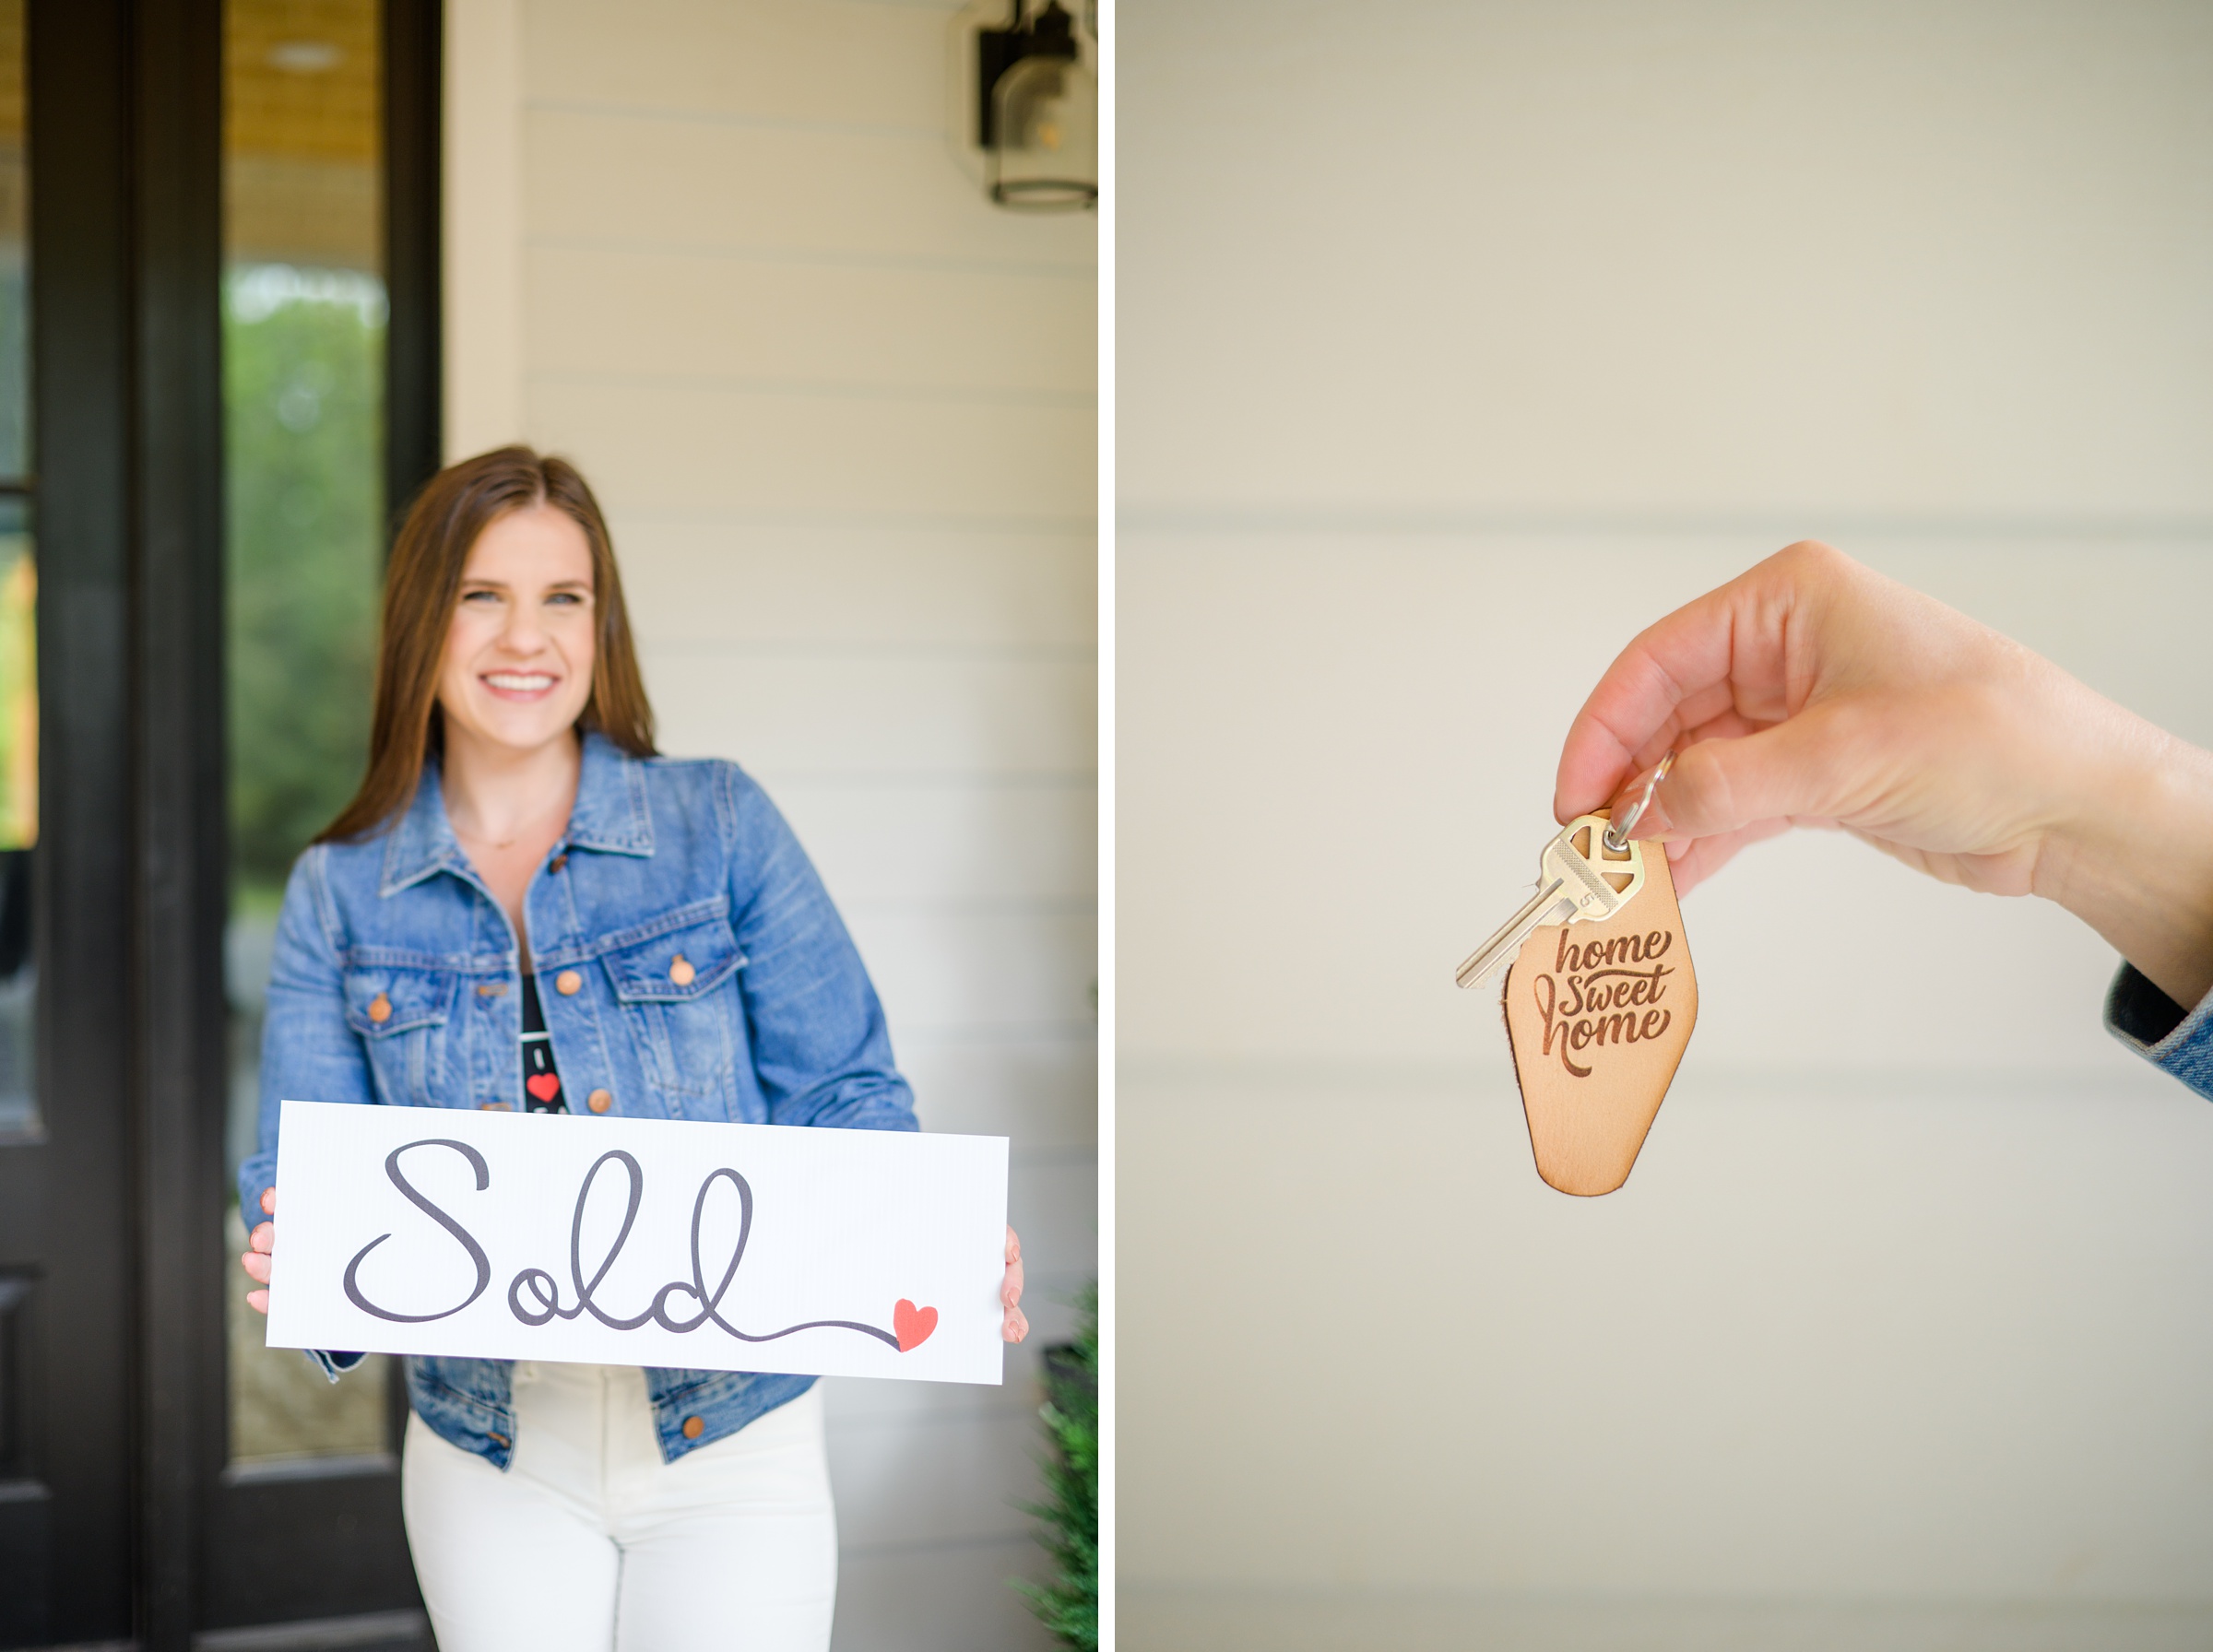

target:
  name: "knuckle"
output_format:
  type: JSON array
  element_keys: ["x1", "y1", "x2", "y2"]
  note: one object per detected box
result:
[{"x1": 1776, "y1": 537, "x2": 1844, "y2": 574}]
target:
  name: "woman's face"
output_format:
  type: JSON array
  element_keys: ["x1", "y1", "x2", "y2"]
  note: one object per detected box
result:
[{"x1": 436, "y1": 503, "x2": 598, "y2": 759}]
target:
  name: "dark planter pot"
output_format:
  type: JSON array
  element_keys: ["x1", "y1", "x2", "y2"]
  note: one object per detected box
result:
[{"x1": 1042, "y1": 1341, "x2": 1095, "y2": 1405}]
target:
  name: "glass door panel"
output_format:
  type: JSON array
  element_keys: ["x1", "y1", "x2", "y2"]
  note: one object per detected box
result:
[
  {"x1": 0, "y1": 509, "x2": 31, "y2": 1143},
  {"x1": 222, "y1": 0, "x2": 390, "y2": 1468},
  {"x1": 0, "y1": 0, "x2": 30, "y2": 1147}
]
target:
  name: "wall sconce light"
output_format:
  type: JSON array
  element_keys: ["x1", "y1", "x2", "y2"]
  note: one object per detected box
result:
[{"x1": 950, "y1": 0, "x2": 1097, "y2": 212}]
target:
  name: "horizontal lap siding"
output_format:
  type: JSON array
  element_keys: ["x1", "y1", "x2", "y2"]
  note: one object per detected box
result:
[
  {"x1": 508, "y1": 4, "x2": 1095, "y2": 1647},
  {"x1": 532, "y1": 246, "x2": 1095, "y2": 396},
  {"x1": 530, "y1": 378, "x2": 1095, "y2": 520},
  {"x1": 1119, "y1": 1, "x2": 2213, "y2": 1644},
  {"x1": 646, "y1": 653, "x2": 1094, "y2": 779},
  {"x1": 526, "y1": 107, "x2": 1094, "y2": 270}
]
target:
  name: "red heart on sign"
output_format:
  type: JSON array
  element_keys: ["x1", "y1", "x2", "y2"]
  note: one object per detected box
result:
[
  {"x1": 893, "y1": 1299, "x2": 937, "y2": 1352},
  {"x1": 526, "y1": 1074, "x2": 561, "y2": 1103}
]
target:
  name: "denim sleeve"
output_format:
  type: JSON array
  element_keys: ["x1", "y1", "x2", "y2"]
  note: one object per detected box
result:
[
  {"x1": 723, "y1": 766, "x2": 918, "y2": 1134},
  {"x1": 2104, "y1": 962, "x2": 2213, "y2": 1099},
  {"x1": 236, "y1": 846, "x2": 372, "y2": 1381}
]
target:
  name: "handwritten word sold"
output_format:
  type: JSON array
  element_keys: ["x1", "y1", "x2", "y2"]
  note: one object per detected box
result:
[{"x1": 338, "y1": 1139, "x2": 933, "y2": 1353}]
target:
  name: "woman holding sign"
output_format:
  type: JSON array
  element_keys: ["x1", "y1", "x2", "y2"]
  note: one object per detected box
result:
[{"x1": 235, "y1": 446, "x2": 1028, "y2": 1652}]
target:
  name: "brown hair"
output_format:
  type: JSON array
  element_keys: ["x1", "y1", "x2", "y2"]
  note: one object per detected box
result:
[{"x1": 317, "y1": 446, "x2": 656, "y2": 844}]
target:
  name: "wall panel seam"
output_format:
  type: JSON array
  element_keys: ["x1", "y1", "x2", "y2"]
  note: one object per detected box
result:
[
  {"x1": 527, "y1": 369, "x2": 1094, "y2": 409},
  {"x1": 527, "y1": 234, "x2": 1096, "y2": 281}
]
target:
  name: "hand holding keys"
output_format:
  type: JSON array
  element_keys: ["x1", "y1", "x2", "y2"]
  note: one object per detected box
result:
[
  {"x1": 1459, "y1": 755, "x2": 1695, "y2": 1198},
  {"x1": 1456, "y1": 755, "x2": 1673, "y2": 991}
]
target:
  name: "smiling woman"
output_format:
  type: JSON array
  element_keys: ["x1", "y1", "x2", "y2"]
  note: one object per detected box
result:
[
  {"x1": 315, "y1": 448, "x2": 651, "y2": 852},
  {"x1": 234, "y1": 445, "x2": 1027, "y2": 1652}
]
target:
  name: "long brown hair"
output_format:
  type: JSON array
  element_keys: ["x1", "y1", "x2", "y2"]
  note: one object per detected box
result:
[{"x1": 317, "y1": 446, "x2": 656, "y2": 844}]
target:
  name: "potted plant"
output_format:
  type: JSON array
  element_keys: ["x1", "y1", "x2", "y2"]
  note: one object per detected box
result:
[{"x1": 1014, "y1": 1280, "x2": 1096, "y2": 1649}]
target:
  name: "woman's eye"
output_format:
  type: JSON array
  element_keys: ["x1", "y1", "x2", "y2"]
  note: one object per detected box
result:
[
  {"x1": 460, "y1": 589, "x2": 501, "y2": 605},
  {"x1": 546, "y1": 592, "x2": 587, "y2": 607}
]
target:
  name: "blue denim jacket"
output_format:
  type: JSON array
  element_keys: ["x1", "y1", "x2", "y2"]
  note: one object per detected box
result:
[
  {"x1": 238, "y1": 732, "x2": 918, "y2": 1468},
  {"x1": 2107, "y1": 962, "x2": 2213, "y2": 1098}
]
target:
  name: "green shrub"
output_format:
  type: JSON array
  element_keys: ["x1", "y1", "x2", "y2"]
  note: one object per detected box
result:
[{"x1": 1014, "y1": 1280, "x2": 1097, "y2": 1649}]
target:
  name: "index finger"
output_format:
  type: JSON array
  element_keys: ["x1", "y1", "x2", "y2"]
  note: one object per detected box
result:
[
  {"x1": 1553, "y1": 556, "x2": 1805, "y2": 820},
  {"x1": 1553, "y1": 594, "x2": 1734, "y2": 820}
]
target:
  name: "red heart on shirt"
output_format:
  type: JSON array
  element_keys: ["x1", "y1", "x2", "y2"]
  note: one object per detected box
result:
[
  {"x1": 526, "y1": 1073, "x2": 561, "y2": 1103},
  {"x1": 893, "y1": 1299, "x2": 937, "y2": 1352}
]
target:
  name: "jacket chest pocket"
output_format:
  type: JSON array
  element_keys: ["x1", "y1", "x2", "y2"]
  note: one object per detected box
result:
[
  {"x1": 342, "y1": 964, "x2": 458, "y2": 1107},
  {"x1": 598, "y1": 915, "x2": 745, "y2": 1099}
]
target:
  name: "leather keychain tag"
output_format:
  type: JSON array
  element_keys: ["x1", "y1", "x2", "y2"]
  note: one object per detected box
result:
[{"x1": 1500, "y1": 812, "x2": 1696, "y2": 1196}]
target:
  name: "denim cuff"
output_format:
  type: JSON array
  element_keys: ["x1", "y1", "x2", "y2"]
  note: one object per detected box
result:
[
  {"x1": 2104, "y1": 962, "x2": 2213, "y2": 1101},
  {"x1": 308, "y1": 1348, "x2": 369, "y2": 1383}
]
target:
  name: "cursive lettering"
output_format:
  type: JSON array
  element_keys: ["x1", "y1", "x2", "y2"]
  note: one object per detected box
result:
[
  {"x1": 340, "y1": 1139, "x2": 910, "y2": 1351},
  {"x1": 1528, "y1": 927, "x2": 1679, "y2": 1079},
  {"x1": 343, "y1": 1139, "x2": 494, "y2": 1323},
  {"x1": 509, "y1": 1150, "x2": 900, "y2": 1349}
]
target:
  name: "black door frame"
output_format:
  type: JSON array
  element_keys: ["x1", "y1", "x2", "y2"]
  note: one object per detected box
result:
[{"x1": 8, "y1": 2, "x2": 442, "y2": 1645}]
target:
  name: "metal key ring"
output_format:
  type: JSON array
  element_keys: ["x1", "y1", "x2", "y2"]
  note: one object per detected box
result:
[{"x1": 1603, "y1": 751, "x2": 1675, "y2": 854}]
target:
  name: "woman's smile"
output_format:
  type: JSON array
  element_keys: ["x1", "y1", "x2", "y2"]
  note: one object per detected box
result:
[{"x1": 481, "y1": 669, "x2": 560, "y2": 700}]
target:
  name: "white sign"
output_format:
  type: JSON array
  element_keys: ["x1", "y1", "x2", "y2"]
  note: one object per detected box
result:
[{"x1": 266, "y1": 1100, "x2": 1009, "y2": 1386}]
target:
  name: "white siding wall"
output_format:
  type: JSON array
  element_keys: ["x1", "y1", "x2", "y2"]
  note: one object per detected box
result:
[
  {"x1": 445, "y1": 5, "x2": 1095, "y2": 1648},
  {"x1": 1121, "y1": 4, "x2": 2213, "y2": 1648}
]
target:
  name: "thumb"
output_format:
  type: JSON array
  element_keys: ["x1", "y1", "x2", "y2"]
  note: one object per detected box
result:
[{"x1": 1617, "y1": 711, "x2": 1855, "y2": 843}]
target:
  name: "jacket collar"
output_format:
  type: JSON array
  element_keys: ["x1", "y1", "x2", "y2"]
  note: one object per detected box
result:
[{"x1": 378, "y1": 729, "x2": 655, "y2": 897}]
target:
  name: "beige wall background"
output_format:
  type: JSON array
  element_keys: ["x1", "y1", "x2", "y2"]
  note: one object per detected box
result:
[
  {"x1": 1120, "y1": 3, "x2": 2213, "y2": 1648},
  {"x1": 444, "y1": 4, "x2": 1095, "y2": 1649}
]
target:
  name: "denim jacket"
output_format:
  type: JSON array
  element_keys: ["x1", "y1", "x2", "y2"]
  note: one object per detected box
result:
[
  {"x1": 237, "y1": 732, "x2": 918, "y2": 1468},
  {"x1": 2107, "y1": 962, "x2": 2213, "y2": 1099}
]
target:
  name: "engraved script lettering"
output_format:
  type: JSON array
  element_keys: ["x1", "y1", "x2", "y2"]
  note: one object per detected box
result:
[{"x1": 1528, "y1": 926, "x2": 1676, "y2": 1079}]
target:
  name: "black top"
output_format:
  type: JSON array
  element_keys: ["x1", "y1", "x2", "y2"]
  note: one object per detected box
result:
[
  {"x1": 519, "y1": 973, "x2": 568, "y2": 1114},
  {"x1": 2108, "y1": 961, "x2": 2188, "y2": 1048}
]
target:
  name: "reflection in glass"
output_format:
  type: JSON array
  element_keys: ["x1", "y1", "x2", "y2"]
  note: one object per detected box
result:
[
  {"x1": 0, "y1": 0, "x2": 31, "y2": 1141},
  {"x1": 224, "y1": 0, "x2": 391, "y2": 1465},
  {"x1": 0, "y1": 0, "x2": 26, "y2": 480},
  {"x1": 0, "y1": 525, "x2": 30, "y2": 1139}
]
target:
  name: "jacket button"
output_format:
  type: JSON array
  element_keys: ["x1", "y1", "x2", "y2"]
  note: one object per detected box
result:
[
  {"x1": 488, "y1": 1431, "x2": 510, "y2": 1448},
  {"x1": 669, "y1": 954, "x2": 695, "y2": 986},
  {"x1": 550, "y1": 854, "x2": 567, "y2": 873},
  {"x1": 555, "y1": 970, "x2": 583, "y2": 996},
  {"x1": 680, "y1": 1416, "x2": 704, "y2": 1440},
  {"x1": 476, "y1": 981, "x2": 506, "y2": 998},
  {"x1": 586, "y1": 1089, "x2": 612, "y2": 1114},
  {"x1": 479, "y1": 1101, "x2": 511, "y2": 1111},
  {"x1": 367, "y1": 993, "x2": 392, "y2": 1024}
]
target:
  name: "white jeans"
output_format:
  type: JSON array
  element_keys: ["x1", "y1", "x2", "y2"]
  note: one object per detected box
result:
[{"x1": 401, "y1": 1363, "x2": 837, "y2": 1652}]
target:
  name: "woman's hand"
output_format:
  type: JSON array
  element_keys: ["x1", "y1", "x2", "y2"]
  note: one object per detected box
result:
[
  {"x1": 241, "y1": 1186, "x2": 277, "y2": 1315},
  {"x1": 1001, "y1": 1225, "x2": 1028, "y2": 1343},
  {"x1": 1559, "y1": 541, "x2": 2213, "y2": 1009}
]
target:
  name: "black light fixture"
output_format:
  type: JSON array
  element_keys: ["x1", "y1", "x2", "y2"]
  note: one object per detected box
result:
[{"x1": 974, "y1": 0, "x2": 1096, "y2": 211}]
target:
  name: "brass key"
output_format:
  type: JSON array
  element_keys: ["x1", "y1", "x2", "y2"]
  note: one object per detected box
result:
[{"x1": 1455, "y1": 815, "x2": 1647, "y2": 990}]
